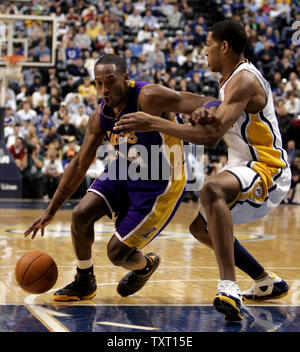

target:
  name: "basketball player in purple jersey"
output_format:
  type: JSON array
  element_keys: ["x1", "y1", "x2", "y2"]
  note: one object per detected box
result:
[{"x1": 24, "y1": 54, "x2": 215, "y2": 302}]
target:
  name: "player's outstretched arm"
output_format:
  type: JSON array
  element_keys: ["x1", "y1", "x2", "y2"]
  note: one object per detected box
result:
[
  {"x1": 24, "y1": 108, "x2": 104, "y2": 239},
  {"x1": 139, "y1": 83, "x2": 218, "y2": 118},
  {"x1": 114, "y1": 71, "x2": 257, "y2": 146}
]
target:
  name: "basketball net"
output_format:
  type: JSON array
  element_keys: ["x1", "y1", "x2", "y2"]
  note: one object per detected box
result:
[
  {"x1": 2, "y1": 54, "x2": 24, "y2": 78},
  {"x1": 0, "y1": 55, "x2": 24, "y2": 106}
]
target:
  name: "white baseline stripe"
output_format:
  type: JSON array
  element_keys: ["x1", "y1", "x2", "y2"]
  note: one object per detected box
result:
[{"x1": 94, "y1": 321, "x2": 159, "y2": 330}]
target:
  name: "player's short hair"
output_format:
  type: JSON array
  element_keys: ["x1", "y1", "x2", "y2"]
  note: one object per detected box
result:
[
  {"x1": 95, "y1": 54, "x2": 127, "y2": 73},
  {"x1": 210, "y1": 20, "x2": 248, "y2": 54}
]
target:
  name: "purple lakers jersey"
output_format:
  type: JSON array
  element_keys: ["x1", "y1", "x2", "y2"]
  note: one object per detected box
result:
[{"x1": 98, "y1": 80, "x2": 187, "y2": 182}]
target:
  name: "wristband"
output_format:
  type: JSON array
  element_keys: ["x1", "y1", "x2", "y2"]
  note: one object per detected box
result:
[{"x1": 204, "y1": 100, "x2": 221, "y2": 109}]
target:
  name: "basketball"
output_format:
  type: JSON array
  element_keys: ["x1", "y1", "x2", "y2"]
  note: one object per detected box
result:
[{"x1": 15, "y1": 251, "x2": 58, "y2": 294}]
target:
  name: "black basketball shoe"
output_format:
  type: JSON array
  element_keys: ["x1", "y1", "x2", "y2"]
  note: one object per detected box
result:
[
  {"x1": 117, "y1": 253, "x2": 160, "y2": 297},
  {"x1": 53, "y1": 267, "x2": 97, "y2": 302}
]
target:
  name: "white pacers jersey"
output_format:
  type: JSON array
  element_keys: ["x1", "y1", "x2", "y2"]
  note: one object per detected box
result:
[
  {"x1": 219, "y1": 60, "x2": 289, "y2": 195},
  {"x1": 197, "y1": 60, "x2": 292, "y2": 225}
]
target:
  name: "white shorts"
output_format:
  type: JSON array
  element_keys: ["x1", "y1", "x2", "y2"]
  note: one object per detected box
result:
[{"x1": 199, "y1": 165, "x2": 291, "y2": 225}]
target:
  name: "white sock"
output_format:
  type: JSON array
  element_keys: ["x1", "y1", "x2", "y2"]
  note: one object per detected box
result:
[
  {"x1": 77, "y1": 259, "x2": 93, "y2": 270},
  {"x1": 255, "y1": 272, "x2": 273, "y2": 283}
]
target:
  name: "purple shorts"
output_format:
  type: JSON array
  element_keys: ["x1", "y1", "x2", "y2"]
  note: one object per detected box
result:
[{"x1": 88, "y1": 161, "x2": 187, "y2": 250}]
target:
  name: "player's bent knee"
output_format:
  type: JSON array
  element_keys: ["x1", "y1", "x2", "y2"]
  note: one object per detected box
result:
[
  {"x1": 107, "y1": 249, "x2": 127, "y2": 266},
  {"x1": 72, "y1": 204, "x2": 90, "y2": 226},
  {"x1": 106, "y1": 239, "x2": 130, "y2": 266},
  {"x1": 199, "y1": 179, "x2": 224, "y2": 203}
]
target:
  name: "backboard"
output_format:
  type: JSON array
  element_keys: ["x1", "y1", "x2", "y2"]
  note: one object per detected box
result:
[{"x1": 0, "y1": 14, "x2": 57, "y2": 67}]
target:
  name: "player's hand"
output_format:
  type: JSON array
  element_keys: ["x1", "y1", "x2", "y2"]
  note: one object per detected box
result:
[
  {"x1": 113, "y1": 112, "x2": 156, "y2": 132},
  {"x1": 189, "y1": 107, "x2": 216, "y2": 125},
  {"x1": 24, "y1": 212, "x2": 54, "y2": 239}
]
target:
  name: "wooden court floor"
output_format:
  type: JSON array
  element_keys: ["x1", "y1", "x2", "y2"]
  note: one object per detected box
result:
[{"x1": 0, "y1": 199, "x2": 300, "y2": 333}]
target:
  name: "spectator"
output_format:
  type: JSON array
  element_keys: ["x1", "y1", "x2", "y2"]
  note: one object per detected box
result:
[
  {"x1": 42, "y1": 148, "x2": 64, "y2": 199},
  {"x1": 3, "y1": 108, "x2": 16, "y2": 139},
  {"x1": 284, "y1": 92, "x2": 300, "y2": 116},
  {"x1": 57, "y1": 114, "x2": 78, "y2": 145},
  {"x1": 74, "y1": 26, "x2": 92, "y2": 51},
  {"x1": 104, "y1": 15, "x2": 120, "y2": 36},
  {"x1": 284, "y1": 72, "x2": 300, "y2": 94},
  {"x1": 167, "y1": 4, "x2": 182, "y2": 28},
  {"x1": 287, "y1": 140, "x2": 299, "y2": 164},
  {"x1": 76, "y1": 116, "x2": 89, "y2": 144},
  {"x1": 85, "y1": 94, "x2": 98, "y2": 115},
  {"x1": 133, "y1": 0, "x2": 146, "y2": 13},
  {"x1": 187, "y1": 71, "x2": 203, "y2": 94},
  {"x1": 142, "y1": 10, "x2": 159, "y2": 30},
  {"x1": 65, "y1": 92, "x2": 84, "y2": 116},
  {"x1": 113, "y1": 37, "x2": 126, "y2": 56},
  {"x1": 125, "y1": 8, "x2": 142, "y2": 28},
  {"x1": 256, "y1": 41, "x2": 277, "y2": 78},
  {"x1": 142, "y1": 37, "x2": 156, "y2": 55},
  {"x1": 265, "y1": 26, "x2": 278, "y2": 48},
  {"x1": 65, "y1": 39, "x2": 82, "y2": 66},
  {"x1": 137, "y1": 24, "x2": 153, "y2": 43},
  {"x1": 279, "y1": 58, "x2": 295, "y2": 80},
  {"x1": 85, "y1": 20, "x2": 106, "y2": 41},
  {"x1": 4, "y1": 81, "x2": 17, "y2": 111},
  {"x1": 22, "y1": 143, "x2": 44, "y2": 199},
  {"x1": 66, "y1": 6, "x2": 80, "y2": 25},
  {"x1": 159, "y1": 0, "x2": 174, "y2": 17},
  {"x1": 35, "y1": 111, "x2": 54, "y2": 139},
  {"x1": 110, "y1": 1, "x2": 124, "y2": 21},
  {"x1": 16, "y1": 101, "x2": 38, "y2": 124},
  {"x1": 78, "y1": 76, "x2": 97, "y2": 100},
  {"x1": 70, "y1": 104, "x2": 89, "y2": 129},
  {"x1": 53, "y1": 101, "x2": 68, "y2": 127},
  {"x1": 255, "y1": 8, "x2": 269, "y2": 24},
  {"x1": 128, "y1": 38, "x2": 142, "y2": 59},
  {"x1": 84, "y1": 51, "x2": 99, "y2": 80},
  {"x1": 104, "y1": 41, "x2": 115, "y2": 55},
  {"x1": 16, "y1": 85, "x2": 28, "y2": 104},
  {"x1": 67, "y1": 58, "x2": 89, "y2": 80},
  {"x1": 61, "y1": 76, "x2": 76, "y2": 99},
  {"x1": 122, "y1": 2, "x2": 134, "y2": 18},
  {"x1": 33, "y1": 40, "x2": 50, "y2": 62},
  {"x1": 152, "y1": 55, "x2": 166, "y2": 72},
  {"x1": 6, "y1": 125, "x2": 23, "y2": 148},
  {"x1": 42, "y1": 125, "x2": 62, "y2": 152},
  {"x1": 32, "y1": 86, "x2": 49, "y2": 109},
  {"x1": 9, "y1": 136, "x2": 25, "y2": 171}
]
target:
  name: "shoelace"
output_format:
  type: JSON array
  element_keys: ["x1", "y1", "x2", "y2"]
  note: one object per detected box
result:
[{"x1": 218, "y1": 280, "x2": 242, "y2": 297}]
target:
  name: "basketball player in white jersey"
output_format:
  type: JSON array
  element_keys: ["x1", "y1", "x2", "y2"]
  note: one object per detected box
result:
[{"x1": 114, "y1": 20, "x2": 291, "y2": 321}]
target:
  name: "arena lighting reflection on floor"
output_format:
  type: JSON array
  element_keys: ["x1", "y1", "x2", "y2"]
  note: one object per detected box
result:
[{"x1": 0, "y1": 304, "x2": 299, "y2": 332}]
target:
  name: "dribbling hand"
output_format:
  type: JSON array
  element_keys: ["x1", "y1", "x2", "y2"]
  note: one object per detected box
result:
[{"x1": 24, "y1": 212, "x2": 54, "y2": 239}]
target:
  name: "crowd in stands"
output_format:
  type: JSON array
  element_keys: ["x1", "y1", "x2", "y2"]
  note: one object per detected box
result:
[{"x1": 1, "y1": 0, "x2": 300, "y2": 203}]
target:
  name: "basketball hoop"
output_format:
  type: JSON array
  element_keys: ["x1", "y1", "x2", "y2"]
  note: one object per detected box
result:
[
  {"x1": 0, "y1": 54, "x2": 24, "y2": 82},
  {"x1": 3, "y1": 54, "x2": 25, "y2": 67}
]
